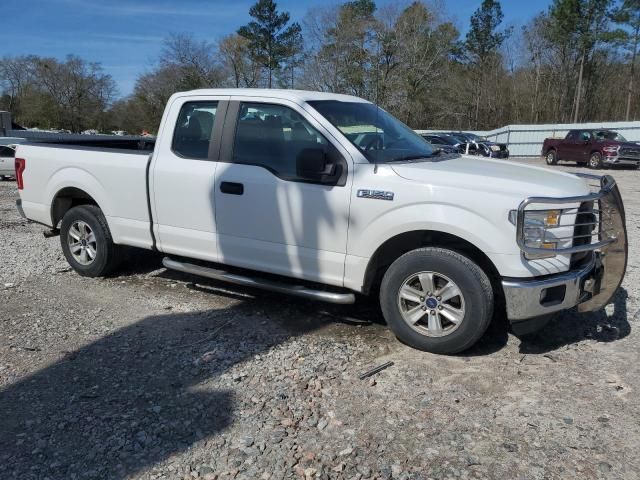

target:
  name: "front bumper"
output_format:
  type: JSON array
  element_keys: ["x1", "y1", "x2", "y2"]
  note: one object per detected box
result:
[
  {"x1": 604, "y1": 155, "x2": 640, "y2": 166},
  {"x1": 503, "y1": 174, "x2": 627, "y2": 321},
  {"x1": 489, "y1": 150, "x2": 509, "y2": 159},
  {"x1": 502, "y1": 254, "x2": 598, "y2": 320}
]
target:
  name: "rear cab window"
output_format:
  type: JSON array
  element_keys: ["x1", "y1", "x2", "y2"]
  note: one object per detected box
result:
[{"x1": 172, "y1": 101, "x2": 219, "y2": 159}]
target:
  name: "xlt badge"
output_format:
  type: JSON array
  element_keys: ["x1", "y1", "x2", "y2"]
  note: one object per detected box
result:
[{"x1": 357, "y1": 189, "x2": 394, "y2": 201}]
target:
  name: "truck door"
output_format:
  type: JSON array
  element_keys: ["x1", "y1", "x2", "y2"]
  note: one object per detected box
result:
[
  {"x1": 560, "y1": 130, "x2": 582, "y2": 162},
  {"x1": 150, "y1": 95, "x2": 230, "y2": 261},
  {"x1": 558, "y1": 130, "x2": 591, "y2": 163},
  {"x1": 577, "y1": 130, "x2": 593, "y2": 162},
  {"x1": 213, "y1": 99, "x2": 352, "y2": 287}
]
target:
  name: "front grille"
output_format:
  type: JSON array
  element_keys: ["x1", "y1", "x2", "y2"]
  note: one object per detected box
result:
[
  {"x1": 570, "y1": 201, "x2": 597, "y2": 267},
  {"x1": 516, "y1": 173, "x2": 620, "y2": 257},
  {"x1": 539, "y1": 201, "x2": 599, "y2": 263},
  {"x1": 619, "y1": 147, "x2": 640, "y2": 160}
]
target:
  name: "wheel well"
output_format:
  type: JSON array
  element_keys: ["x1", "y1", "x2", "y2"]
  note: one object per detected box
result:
[
  {"x1": 51, "y1": 187, "x2": 99, "y2": 228},
  {"x1": 362, "y1": 230, "x2": 502, "y2": 298}
]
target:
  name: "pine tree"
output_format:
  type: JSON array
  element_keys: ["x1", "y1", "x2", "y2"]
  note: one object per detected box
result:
[
  {"x1": 238, "y1": 0, "x2": 302, "y2": 88},
  {"x1": 612, "y1": 0, "x2": 640, "y2": 120}
]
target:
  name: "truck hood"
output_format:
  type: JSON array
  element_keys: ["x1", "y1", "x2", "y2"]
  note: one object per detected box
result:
[{"x1": 390, "y1": 155, "x2": 590, "y2": 198}]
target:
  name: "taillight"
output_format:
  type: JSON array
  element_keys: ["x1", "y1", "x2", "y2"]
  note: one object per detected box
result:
[{"x1": 15, "y1": 158, "x2": 25, "y2": 190}]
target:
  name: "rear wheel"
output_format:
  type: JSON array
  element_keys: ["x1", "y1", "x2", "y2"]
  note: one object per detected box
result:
[
  {"x1": 545, "y1": 150, "x2": 558, "y2": 165},
  {"x1": 60, "y1": 205, "x2": 122, "y2": 277},
  {"x1": 380, "y1": 247, "x2": 493, "y2": 354},
  {"x1": 588, "y1": 152, "x2": 603, "y2": 169}
]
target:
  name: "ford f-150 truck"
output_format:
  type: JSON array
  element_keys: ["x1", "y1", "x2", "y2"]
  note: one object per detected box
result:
[
  {"x1": 14, "y1": 89, "x2": 628, "y2": 353},
  {"x1": 542, "y1": 129, "x2": 640, "y2": 169}
]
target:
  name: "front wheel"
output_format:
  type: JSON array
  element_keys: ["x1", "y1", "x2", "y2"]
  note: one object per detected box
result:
[
  {"x1": 60, "y1": 205, "x2": 122, "y2": 277},
  {"x1": 545, "y1": 150, "x2": 558, "y2": 165},
  {"x1": 380, "y1": 248, "x2": 494, "y2": 354},
  {"x1": 588, "y1": 152, "x2": 603, "y2": 169}
]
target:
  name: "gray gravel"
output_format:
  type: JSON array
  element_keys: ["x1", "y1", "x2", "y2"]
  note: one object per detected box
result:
[{"x1": 1, "y1": 159, "x2": 639, "y2": 480}]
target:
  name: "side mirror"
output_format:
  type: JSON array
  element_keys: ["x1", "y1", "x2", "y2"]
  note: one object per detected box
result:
[{"x1": 296, "y1": 148, "x2": 337, "y2": 184}]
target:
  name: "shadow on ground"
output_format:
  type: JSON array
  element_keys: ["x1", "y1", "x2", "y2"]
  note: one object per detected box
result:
[
  {"x1": 0, "y1": 292, "x2": 343, "y2": 479},
  {"x1": 517, "y1": 287, "x2": 630, "y2": 354}
]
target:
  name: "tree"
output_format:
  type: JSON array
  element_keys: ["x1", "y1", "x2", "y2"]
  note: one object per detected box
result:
[
  {"x1": 465, "y1": 0, "x2": 510, "y2": 65},
  {"x1": 280, "y1": 26, "x2": 304, "y2": 88},
  {"x1": 159, "y1": 33, "x2": 223, "y2": 90},
  {"x1": 547, "y1": 0, "x2": 615, "y2": 122},
  {"x1": 0, "y1": 56, "x2": 36, "y2": 115},
  {"x1": 612, "y1": 0, "x2": 640, "y2": 120},
  {"x1": 237, "y1": 0, "x2": 302, "y2": 88},
  {"x1": 304, "y1": 0, "x2": 378, "y2": 97},
  {"x1": 218, "y1": 34, "x2": 261, "y2": 88},
  {"x1": 464, "y1": 0, "x2": 511, "y2": 128},
  {"x1": 372, "y1": 2, "x2": 459, "y2": 126},
  {"x1": 31, "y1": 55, "x2": 117, "y2": 131}
]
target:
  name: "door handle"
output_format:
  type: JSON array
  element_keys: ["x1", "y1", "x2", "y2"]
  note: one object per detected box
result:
[{"x1": 220, "y1": 181, "x2": 244, "y2": 195}]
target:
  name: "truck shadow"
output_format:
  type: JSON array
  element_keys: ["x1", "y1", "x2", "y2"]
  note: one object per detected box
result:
[
  {"x1": 517, "y1": 287, "x2": 630, "y2": 354},
  {"x1": 0, "y1": 299, "x2": 331, "y2": 479}
]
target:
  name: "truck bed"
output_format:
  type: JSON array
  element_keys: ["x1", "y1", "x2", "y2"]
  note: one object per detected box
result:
[{"x1": 17, "y1": 143, "x2": 154, "y2": 250}]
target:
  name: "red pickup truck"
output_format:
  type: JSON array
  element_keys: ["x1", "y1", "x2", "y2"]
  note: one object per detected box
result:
[{"x1": 542, "y1": 129, "x2": 640, "y2": 169}]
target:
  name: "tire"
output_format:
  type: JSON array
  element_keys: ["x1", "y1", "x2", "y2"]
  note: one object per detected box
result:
[
  {"x1": 545, "y1": 150, "x2": 558, "y2": 165},
  {"x1": 588, "y1": 152, "x2": 603, "y2": 169},
  {"x1": 380, "y1": 247, "x2": 494, "y2": 354},
  {"x1": 60, "y1": 205, "x2": 122, "y2": 277}
]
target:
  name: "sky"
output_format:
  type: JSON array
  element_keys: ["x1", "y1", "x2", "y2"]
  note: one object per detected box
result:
[{"x1": 1, "y1": 0, "x2": 553, "y2": 97}]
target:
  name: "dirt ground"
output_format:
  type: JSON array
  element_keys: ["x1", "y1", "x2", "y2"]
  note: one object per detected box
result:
[{"x1": 1, "y1": 158, "x2": 639, "y2": 480}]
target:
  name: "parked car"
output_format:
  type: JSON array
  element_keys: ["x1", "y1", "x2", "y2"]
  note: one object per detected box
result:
[
  {"x1": 420, "y1": 133, "x2": 465, "y2": 154},
  {"x1": 542, "y1": 129, "x2": 640, "y2": 169},
  {"x1": 0, "y1": 145, "x2": 15, "y2": 179},
  {"x1": 14, "y1": 89, "x2": 627, "y2": 354},
  {"x1": 445, "y1": 131, "x2": 510, "y2": 158}
]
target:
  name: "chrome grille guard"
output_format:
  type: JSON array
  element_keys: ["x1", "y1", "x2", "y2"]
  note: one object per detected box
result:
[{"x1": 516, "y1": 173, "x2": 628, "y2": 312}]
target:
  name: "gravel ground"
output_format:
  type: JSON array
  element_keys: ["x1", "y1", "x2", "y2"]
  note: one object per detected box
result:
[{"x1": 1, "y1": 158, "x2": 639, "y2": 480}]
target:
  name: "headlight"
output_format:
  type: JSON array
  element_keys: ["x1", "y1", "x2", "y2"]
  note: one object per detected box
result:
[
  {"x1": 602, "y1": 146, "x2": 619, "y2": 155},
  {"x1": 509, "y1": 209, "x2": 561, "y2": 258}
]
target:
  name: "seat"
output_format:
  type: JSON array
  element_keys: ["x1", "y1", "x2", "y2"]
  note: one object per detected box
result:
[{"x1": 174, "y1": 116, "x2": 209, "y2": 159}]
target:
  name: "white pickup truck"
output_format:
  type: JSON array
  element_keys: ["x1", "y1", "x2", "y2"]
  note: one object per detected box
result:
[{"x1": 14, "y1": 89, "x2": 628, "y2": 353}]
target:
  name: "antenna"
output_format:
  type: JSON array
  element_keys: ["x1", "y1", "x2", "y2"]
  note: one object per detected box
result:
[{"x1": 373, "y1": 37, "x2": 381, "y2": 174}]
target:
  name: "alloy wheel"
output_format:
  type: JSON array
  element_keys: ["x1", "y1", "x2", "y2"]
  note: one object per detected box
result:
[
  {"x1": 67, "y1": 220, "x2": 98, "y2": 265},
  {"x1": 397, "y1": 271, "x2": 466, "y2": 337}
]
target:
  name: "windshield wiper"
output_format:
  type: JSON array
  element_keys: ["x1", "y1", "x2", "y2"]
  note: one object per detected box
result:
[{"x1": 390, "y1": 153, "x2": 438, "y2": 162}]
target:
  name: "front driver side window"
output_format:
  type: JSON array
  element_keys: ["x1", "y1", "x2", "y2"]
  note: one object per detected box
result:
[{"x1": 233, "y1": 102, "x2": 342, "y2": 182}]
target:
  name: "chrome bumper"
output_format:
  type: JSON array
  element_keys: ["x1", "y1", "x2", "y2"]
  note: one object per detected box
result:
[
  {"x1": 604, "y1": 155, "x2": 640, "y2": 166},
  {"x1": 503, "y1": 254, "x2": 597, "y2": 320},
  {"x1": 505, "y1": 174, "x2": 627, "y2": 320}
]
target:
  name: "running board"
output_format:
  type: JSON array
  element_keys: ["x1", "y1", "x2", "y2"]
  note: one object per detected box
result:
[{"x1": 162, "y1": 257, "x2": 356, "y2": 305}]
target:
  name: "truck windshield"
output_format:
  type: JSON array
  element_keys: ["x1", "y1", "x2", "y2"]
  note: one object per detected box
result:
[
  {"x1": 593, "y1": 130, "x2": 627, "y2": 142},
  {"x1": 308, "y1": 100, "x2": 436, "y2": 163}
]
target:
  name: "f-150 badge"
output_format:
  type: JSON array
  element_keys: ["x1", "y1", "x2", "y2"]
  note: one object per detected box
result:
[{"x1": 357, "y1": 189, "x2": 394, "y2": 201}]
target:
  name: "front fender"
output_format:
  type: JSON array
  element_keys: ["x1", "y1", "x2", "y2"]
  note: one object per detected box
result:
[{"x1": 349, "y1": 202, "x2": 514, "y2": 260}]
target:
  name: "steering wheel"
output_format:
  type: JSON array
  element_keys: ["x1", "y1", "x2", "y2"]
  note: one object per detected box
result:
[{"x1": 363, "y1": 135, "x2": 383, "y2": 151}]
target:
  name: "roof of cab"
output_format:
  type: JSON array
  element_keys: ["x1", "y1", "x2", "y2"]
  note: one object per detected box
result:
[{"x1": 174, "y1": 88, "x2": 371, "y2": 104}]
